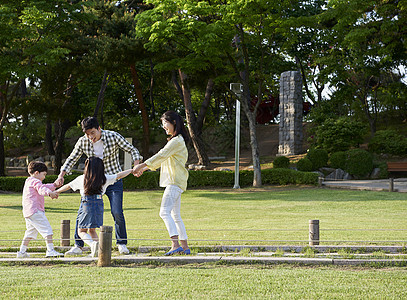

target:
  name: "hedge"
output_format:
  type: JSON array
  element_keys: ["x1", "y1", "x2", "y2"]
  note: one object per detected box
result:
[
  {"x1": 0, "y1": 169, "x2": 319, "y2": 192},
  {"x1": 0, "y1": 174, "x2": 81, "y2": 193},
  {"x1": 125, "y1": 169, "x2": 319, "y2": 188}
]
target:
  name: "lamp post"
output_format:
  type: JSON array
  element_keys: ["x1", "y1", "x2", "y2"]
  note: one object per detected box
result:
[{"x1": 230, "y1": 83, "x2": 243, "y2": 189}]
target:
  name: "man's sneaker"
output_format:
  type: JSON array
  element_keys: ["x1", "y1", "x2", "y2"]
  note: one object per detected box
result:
[
  {"x1": 90, "y1": 241, "x2": 99, "y2": 258},
  {"x1": 64, "y1": 245, "x2": 83, "y2": 256},
  {"x1": 16, "y1": 251, "x2": 30, "y2": 258},
  {"x1": 118, "y1": 244, "x2": 130, "y2": 255},
  {"x1": 46, "y1": 249, "x2": 63, "y2": 257}
]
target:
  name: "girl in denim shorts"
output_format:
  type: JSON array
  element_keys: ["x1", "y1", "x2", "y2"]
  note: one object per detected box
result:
[{"x1": 57, "y1": 157, "x2": 132, "y2": 257}]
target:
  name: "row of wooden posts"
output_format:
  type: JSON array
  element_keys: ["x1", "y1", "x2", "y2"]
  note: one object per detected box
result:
[
  {"x1": 60, "y1": 219, "x2": 321, "y2": 266},
  {"x1": 61, "y1": 220, "x2": 113, "y2": 267}
]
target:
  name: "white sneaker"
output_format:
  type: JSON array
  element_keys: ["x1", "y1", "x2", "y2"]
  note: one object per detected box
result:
[
  {"x1": 90, "y1": 241, "x2": 99, "y2": 258},
  {"x1": 16, "y1": 251, "x2": 30, "y2": 258},
  {"x1": 64, "y1": 245, "x2": 83, "y2": 256},
  {"x1": 46, "y1": 249, "x2": 63, "y2": 257},
  {"x1": 118, "y1": 244, "x2": 130, "y2": 255}
]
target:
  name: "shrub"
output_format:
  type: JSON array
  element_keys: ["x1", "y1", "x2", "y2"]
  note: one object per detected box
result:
[
  {"x1": 312, "y1": 117, "x2": 366, "y2": 153},
  {"x1": 0, "y1": 169, "x2": 319, "y2": 192},
  {"x1": 273, "y1": 156, "x2": 290, "y2": 169},
  {"x1": 0, "y1": 174, "x2": 80, "y2": 193},
  {"x1": 368, "y1": 130, "x2": 407, "y2": 155},
  {"x1": 329, "y1": 151, "x2": 347, "y2": 169},
  {"x1": 123, "y1": 171, "x2": 160, "y2": 189},
  {"x1": 262, "y1": 168, "x2": 318, "y2": 185},
  {"x1": 344, "y1": 149, "x2": 373, "y2": 178},
  {"x1": 375, "y1": 162, "x2": 389, "y2": 179},
  {"x1": 296, "y1": 158, "x2": 313, "y2": 172},
  {"x1": 306, "y1": 148, "x2": 328, "y2": 170}
]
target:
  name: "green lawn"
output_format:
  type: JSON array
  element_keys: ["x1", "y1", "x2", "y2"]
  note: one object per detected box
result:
[
  {"x1": 0, "y1": 264, "x2": 406, "y2": 299},
  {"x1": 1, "y1": 186, "x2": 407, "y2": 299},
  {"x1": 0, "y1": 186, "x2": 406, "y2": 248}
]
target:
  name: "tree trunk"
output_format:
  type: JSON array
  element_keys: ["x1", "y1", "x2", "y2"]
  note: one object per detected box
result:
[
  {"x1": 240, "y1": 88, "x2": 262, "y2": 187},
  {"x1": 178, "y1": 69, "x2": 210, "y2": 166},
  {"x1": 54, "y1": 119, "x2": 71, "y2": 175},
  {"x1": 94, "y1": 70, "x2": 110, "y2": 125},
  {"x1": 0, "y1": 79, "x2": 23, "y2": 176},
  {"x1": 196, "y1": 78, "x2": 214, "y2": 135},
  {"x1": 172, "y1": 70, "x2": 184, "y2": 100},
  {"x1": 235, "y1": 25, "x2": 262, "y2": 187},
  {"x1": 295, "y1": 55, "x2": 316, "y2": 104},
  {"x1": 45, "y1": 118, "x2": 55, "y2": 155},
  {"x1": 20, "y1": 80, "x2": 29, "y2": 141},
  {"x1": 149, "y1": 59, "x2": 155, "y2": 120},
  {"x1": 130, "y1": 63, "x2": 150, "y2": 157},
  {"x1": 0, "y1": 129, "x2": 4, "y2": 176},
  {"x1": 357, "y1": 88, "x2": 377, "y2": 137}
]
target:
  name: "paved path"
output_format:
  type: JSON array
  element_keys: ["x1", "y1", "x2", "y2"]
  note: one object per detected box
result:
[
  {"x1": 1, "y1": 245, "x2": 406, "y2": 266},
  {"x1": 1, "y1": 253, "x2": 406, "y2": 266},
  {"x1": 322, "y1": 178, "x2": 407, "y2": 192}
]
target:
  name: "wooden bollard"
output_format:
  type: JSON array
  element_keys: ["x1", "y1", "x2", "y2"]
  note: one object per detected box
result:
[
  {"x1": 318, "y1": 177, "x2": 323, "y2": 187},
  {"x1": 389, "y1": 178, "x2": 394, "y2": 192},
  {"x1": 60, "y1": 220, "x2": 70, "y2": 246},
  {"x1": 98, "y1": 226, "x2": 113, "y2": 267},
  {"x1": 309, "y1": 220, "x2": 319, "y2": 246}
]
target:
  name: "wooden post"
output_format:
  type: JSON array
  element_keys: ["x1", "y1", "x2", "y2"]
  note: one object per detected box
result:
[
  {"x1": 60, "y1": 220, "x2": 70, "y2": 246},
  {"x1": 389, "y1": 178, "x2": 394, "y2": 192},
  {"x1": 309, "y1": 220, "x2": 319, "y2": 246},
  {"x1": 98, "y1": 226, "x2": 113, "y2": 267}
]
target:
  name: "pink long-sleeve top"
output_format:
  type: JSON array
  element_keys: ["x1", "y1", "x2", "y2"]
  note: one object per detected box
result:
[{"x1": 22, "y1": 177, "x2": 56, "y2": 218}]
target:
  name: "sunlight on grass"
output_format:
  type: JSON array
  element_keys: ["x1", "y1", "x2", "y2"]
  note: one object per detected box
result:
[
  {"x1": 0, "y1": 264, "x2": 406, "y2": 299},
  {"x1": 0, "y1": 187, "x2": 406, "y2": 248}
]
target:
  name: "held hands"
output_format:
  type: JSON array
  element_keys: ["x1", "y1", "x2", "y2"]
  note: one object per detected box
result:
[
  {"x1": 49, "y1": 191, "x2": 59, "y2": 199},
  {"x1": 132, "y1": 163, "x2": 147, "y2": 177},
  {"x1": 54, "y1": 175, "x2": 64, "y2": 187}
]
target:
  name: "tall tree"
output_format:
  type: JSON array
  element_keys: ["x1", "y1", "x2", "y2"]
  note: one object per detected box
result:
[
  {"x1": 0, "y1": 0, "x2": 84, "y2": 175},
  {"x1": 137, "y1": 0, "x2": 300, "y2": 186},
  {"x1": 86, "y1": 0, "x2": 153, "y2": 157},
  {"x1": 316, "y1": 0, "x2": 407, "y2": 134}
]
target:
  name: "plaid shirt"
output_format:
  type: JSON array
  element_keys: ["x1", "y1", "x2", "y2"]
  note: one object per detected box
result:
[{"x1": 61, "y1": 129, "x2": 142, "y2": 175}]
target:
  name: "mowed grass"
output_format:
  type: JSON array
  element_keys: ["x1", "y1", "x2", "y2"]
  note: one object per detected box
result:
[
  {"x1": 1, "y1": 186, "x2": 407, "y2": 299},
  {"x1": 0, "y1": 186, "x2": 406, "y2": 247},
  {"x1": 0, "y1": 264, "x2": 406, "y2": 299}
]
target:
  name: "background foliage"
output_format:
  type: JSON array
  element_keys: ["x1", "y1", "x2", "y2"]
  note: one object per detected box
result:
[{"x1": 0, "y1": 0, "x2": 406, "y2": 181}]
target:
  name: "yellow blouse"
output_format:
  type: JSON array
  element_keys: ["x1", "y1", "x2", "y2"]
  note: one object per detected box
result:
[{"x1": 144, "y1": 135, "x2": 189, "y2": 191}]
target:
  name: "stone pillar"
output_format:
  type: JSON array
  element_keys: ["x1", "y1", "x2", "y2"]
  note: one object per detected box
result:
[{"x1": 278, "y1": 71, "x2": 303, "y2": 156}]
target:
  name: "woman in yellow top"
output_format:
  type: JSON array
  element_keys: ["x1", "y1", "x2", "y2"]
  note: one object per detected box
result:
[{"x1": 133, "y1": 111, "x2": 190, "y2": 255}]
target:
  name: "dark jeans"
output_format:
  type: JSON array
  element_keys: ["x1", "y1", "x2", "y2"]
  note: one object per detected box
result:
[{"x1": 74, "y1": 179, "x2": 127, "y2": 247}]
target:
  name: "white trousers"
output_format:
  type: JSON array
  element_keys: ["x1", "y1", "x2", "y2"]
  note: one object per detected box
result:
[
  {"x1": 24, "y1": 210, "x2": 53, "y2": 239},
  {"x1": 159, "y1": 185, "x2": 188, "y2": 240}
]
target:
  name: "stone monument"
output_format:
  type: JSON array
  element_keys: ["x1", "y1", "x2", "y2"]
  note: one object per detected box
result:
[{"x1": 278, "y1": 71, "x2": 303, "y2": 156}]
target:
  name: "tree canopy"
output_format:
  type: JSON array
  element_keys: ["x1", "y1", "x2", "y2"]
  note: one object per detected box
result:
[{"x1": 0, "y1": 0, "x2": 406, "y2": 184}]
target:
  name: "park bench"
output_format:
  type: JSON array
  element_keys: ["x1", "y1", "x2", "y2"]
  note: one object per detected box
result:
[{"x1": 387, "y1": 162, "x2": 407, "y2": 177}]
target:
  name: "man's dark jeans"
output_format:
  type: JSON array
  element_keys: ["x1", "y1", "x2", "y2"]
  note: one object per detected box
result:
[{"x1": 74, "y1": 179, "x2": 127, "y2": 247}]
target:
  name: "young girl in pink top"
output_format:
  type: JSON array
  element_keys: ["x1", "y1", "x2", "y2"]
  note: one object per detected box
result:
[{"x1": 17, "y1": 161, "x2": 62, "y2": 258}]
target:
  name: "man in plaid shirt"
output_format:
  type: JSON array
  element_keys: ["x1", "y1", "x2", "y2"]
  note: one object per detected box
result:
[{"x1": 55, "y1": 117, "x2": 142, "y2": 255}]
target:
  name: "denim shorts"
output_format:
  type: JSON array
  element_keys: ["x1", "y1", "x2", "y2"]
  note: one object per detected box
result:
[{"x1": 77, "y1": 194, "x2": 103, "y2": 229}]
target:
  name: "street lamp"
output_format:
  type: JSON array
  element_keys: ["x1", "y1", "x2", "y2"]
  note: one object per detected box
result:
[{"x1": 230, "y1": 83, "x2": 243, "y2": 189}]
